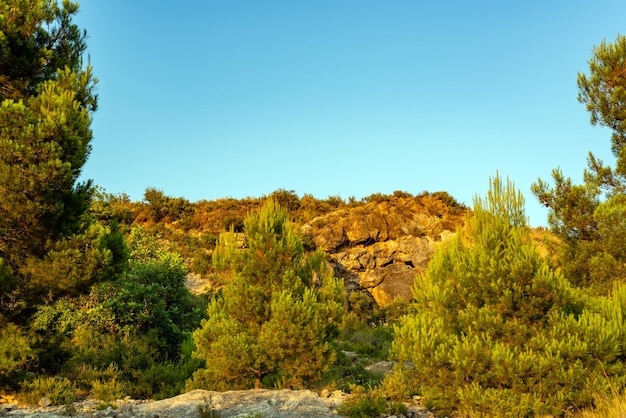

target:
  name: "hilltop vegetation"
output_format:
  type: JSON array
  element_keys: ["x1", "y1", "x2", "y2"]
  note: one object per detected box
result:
[
  {"x1": 89, "y1": 187, "x2": 466, "y2": 292},
  {"x1": 3, "y1": 2, "x2": 626, "y2": 417}
]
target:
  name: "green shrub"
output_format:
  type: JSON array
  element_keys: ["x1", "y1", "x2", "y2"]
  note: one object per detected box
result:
[
  {"x1": 373, "y1": 297, "x2": 413, "y2": 324},
  {"x1": 190, "y1": 249, "x2": 212, "y2": 274},
  {"x1": 221, "y1": 215, "x2": 244, "y2": 232},
  {"x1": 376, "y1": 365, "x2": 417, "y2": 401},
  {"x1": 20, "y1": 376, "x2": 75, "y2": 406},
  {"x1": 135, "y1": 355, "x2": 202, "y2": 400},
  {"x1": 346, "y1": 291, "x2": 375, "y2": 323},
  {"x1": 337, "y1": 325, "x2": 393, "y2": 360},
  {"x1": 90, "y1": 378, "x2": 126, "y2": 403},
  {"x1": 321, "y1": 352, "x2": 384, "y2": 393},
  {"x1": 338, "y1": 384, "x2": 407, "y2": 418},
  {"x1": 269, "y1": 188, "x2": 301, "y2": 213},
  {"x1": 69, "y1": 363, "x2": 122, "y2": 396},
  {"x1": 198, "y1": 396, "x2": 221, "y2": 418},
  {"x1": 337, "y1": 309, "x2": 396, "y2": 362},
  {"x1": 0, "y1": 322, "x2": 34, "y2": 390}
]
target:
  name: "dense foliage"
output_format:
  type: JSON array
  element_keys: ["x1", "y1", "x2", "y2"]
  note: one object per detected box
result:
[
  {"x1": 0, "y1": 0, "x2": 109, "y2": 318},
  {"x1": 0, "y1": 4, "x2": 205, "y2": 401},
  {"x1": 28, "y1": 227, "x2": 203, "y2": 400}
]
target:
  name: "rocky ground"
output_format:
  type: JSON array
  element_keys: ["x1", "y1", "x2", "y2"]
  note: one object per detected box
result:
[{"x1": 1, "y1": 388, "x2": 430, "y2": 417}]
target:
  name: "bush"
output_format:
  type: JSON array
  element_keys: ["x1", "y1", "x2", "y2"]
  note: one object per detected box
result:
[
  {"x1": 321, "y1": 351, "x2": 385, "y2": 393},
  {"x1": 269, "y1": 189, "x2": 301, "y2": 213},
  {"x1": 377, "y1": 365, "x2": 417, "y2": 401},
  {"x1": 338, "y1": 384, "x2": 407, "y2": 418},
  {"x1": 0, "y1": 322, "x2": 34, "y2": 390},
  {"x1": 90, "y1": 378, "x2": 126, "y2": 403},
  {"x1": 346, "y1": 291, "x2": 376, "y2": 323},
  {"x1": 69, "y1": 363, "x2": 122, "y2": 396},
  {"x1": 62, "y1": 328, "x2": 200, "y2": 400},
  {"x1": 190, "y1": 249, "x2": 212, "y2": 274},
  {"x1": 197, "y1": 396, "x2": 222, "y2": 418},
  {"x1": 337, "y1": 325, "x2": 393, "y2": 360},
  {"x1": 221, "y1": 215, "x2": 244, "y2": 232},
  {"x1": 20, "y1": 376, "x2": 75, "y2": 406},
  {"x1": 135, "y1": 354, "x2": 202, "y2": 400}
]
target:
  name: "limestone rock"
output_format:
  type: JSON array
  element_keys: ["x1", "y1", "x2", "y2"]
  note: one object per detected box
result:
[
  {"x1": 365, "y1": 361, "x2": 396, "y2": 374},
  {"x1": 363, "y1": 263, "x2": 420, "y2": 306},
  {"x1": 303, "y1": 195, "x2": 465, "y2": 305},
  {"x1": 4, "y1": 389, "x2": 430, "y2": 417}
]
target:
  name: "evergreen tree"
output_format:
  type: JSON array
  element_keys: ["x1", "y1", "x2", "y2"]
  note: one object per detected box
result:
[
  {"x1": 0, "y1": 1, "x2": 104, "y2": 315},
  {"x1": 578, "y1": 34, "x2": 626, "y2": 179},
  {"x1": 533, "y1": 34, "x2": 626, "y2": 294},
  {"x1": 188, "y1": 200, "x2": 344, "y2": 390},
  {"x1": 388, "y1": 175, "x2": 603, "y2": 416}
]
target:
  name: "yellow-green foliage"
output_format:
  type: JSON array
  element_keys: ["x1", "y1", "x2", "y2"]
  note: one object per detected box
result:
[
  {"x1": 188, "y1": 200, "x2": 344, "y2": 390},
  {"x1": 0, "y1": 321, "x2": 33, "y2": 390},
  {"x1": 90, "y1": 378, "x2": 126, "y2": 404},
  {"x1": 388, "y1": 175, "x2": 626, "y2": 416},
  {"x1": 22, "y1": 223, "x2": 122, "y2": 299},
  {"x1": 338, "y1": 384, "x2": 407, "y2": 418},
  {"x1": 20, "y1": 376, "x2": 75, "y2": 406},
  {"x1": 26, "y1": 227, "x2": 203, "y2": 400}
]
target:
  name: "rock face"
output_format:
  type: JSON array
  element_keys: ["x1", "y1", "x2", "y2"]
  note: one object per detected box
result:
[{"x1": 302, "y1": 195, "x2": 465, "y2": 305}]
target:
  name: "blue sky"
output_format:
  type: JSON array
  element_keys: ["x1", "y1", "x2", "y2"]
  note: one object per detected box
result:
[{"x1": 75, "y1": 1, "x2": 626, "y2": 226}]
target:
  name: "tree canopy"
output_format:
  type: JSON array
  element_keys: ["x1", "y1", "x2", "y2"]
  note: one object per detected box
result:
[
  {"x1": 0, "y1": 0, "x2": 104, "y2": 316},
  {"x1": 533, "y1": 34, "x2": 626, "y2": 295}
]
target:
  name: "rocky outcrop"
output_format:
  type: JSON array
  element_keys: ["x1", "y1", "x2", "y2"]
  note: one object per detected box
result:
[{"x1": 302, "y1": 195, "x2": 465, "y2": 305}]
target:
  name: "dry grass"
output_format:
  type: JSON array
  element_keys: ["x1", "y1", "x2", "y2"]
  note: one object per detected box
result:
[{"x1": 578, "y1": 391, "x2": 626, "y2": 418}]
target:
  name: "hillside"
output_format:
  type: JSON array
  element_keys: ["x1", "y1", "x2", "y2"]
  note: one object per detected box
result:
[{"x1": 94, "y1": 189, "x2": 468, "y2": 304}]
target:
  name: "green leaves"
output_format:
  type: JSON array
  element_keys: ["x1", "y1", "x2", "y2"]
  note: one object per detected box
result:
[{"x1": 0, "y1": 322, "x2": 33, "y2": 377}]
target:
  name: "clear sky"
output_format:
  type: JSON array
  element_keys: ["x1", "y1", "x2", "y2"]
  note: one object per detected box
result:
[{"x1": 74, "y1": 1, "x2": 626, "y2": 226}]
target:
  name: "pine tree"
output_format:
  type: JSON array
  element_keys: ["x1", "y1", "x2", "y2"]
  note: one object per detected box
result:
[
  {"x1": 578, "y1": 34, "x2": 626, "y2": 177},
  {"x1": 188, "y1": 200, "x2": 344, "y2": 389},
  {"x1": 0, "y1": 1, "x2": 108, "y2": 316},
  {"x1": 532, "y1": 34, "x2": 626, "y2": 294},
  {"x1": 388, "y1": 175, "x2": 599, "y2": 416}
]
